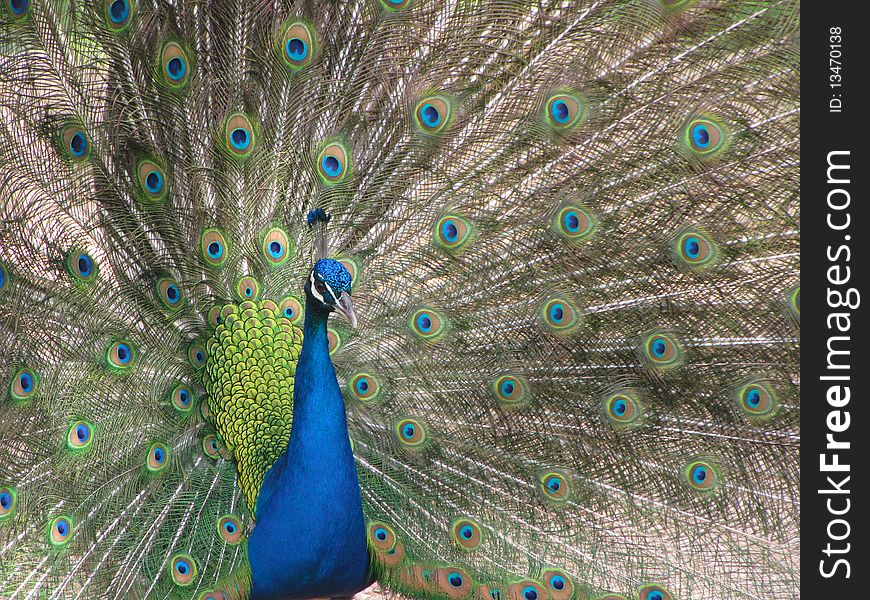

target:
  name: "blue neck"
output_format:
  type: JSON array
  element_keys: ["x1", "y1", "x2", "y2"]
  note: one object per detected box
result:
[{"x1": 248, "y1": 299, "x2": 369, "y2": 600}]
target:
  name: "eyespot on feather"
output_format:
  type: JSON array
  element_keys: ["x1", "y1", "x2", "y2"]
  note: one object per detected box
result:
[
  {"x1": 6, "y1": 0, "x2": 31, "y2": 18},
  {"x1": 224, "y1": 113, "x2": 256, "y2": 158},
  {"x1": 0, "y1": 487, "x2": 17, "y2": 520},
  {"x1": 603, "y1": 391, "x2": 642, "y2": 426},
  {"x1": 541, "y1": 297, "x2": 581, "y2": 333},
  {"x1": 380, "y1": 0, "x2": 413, "y2": 10},
  {"x1": 451, "y1": 517, "x2": 482, "y2": 551},
  {"x1": 262, "y1": 227, "x2": 292, "y2": 266},
  {"x1": 107, "y1": 340, "x2": 135, "y2": 370},
  {"x1": 348, "y1": 372, "x2": 381, "y2": 402},
  {"x1": 66, "y1": 250, "x2": 98, "y2": 282},
  {"x1": 374, "y1": 540, "x2": 404, "y2": 566},
  {"x1": 160, "y1": 42, "x2": 191, "y2": 89},
  {"x1": 410, "y1": 308, "x2": 446, "y2": 341},
  {"x1": 10, "y1": 367, "x2": 39, "y2": 403},
  {"x1": 368, "y1": 521, "x2": 397, "y2": 552},
  {"x1": 280, "y1": 21, "x2": 315, "y2": 69},
  {"x1": 434, "y1": 215, "x2": 473, "y2": 250},
  {"x1": 395, "y1": 418, "x2": 426, "y2": 448},
  {"x1": 188, "y1": 343, "x2": 207, "y2": 369},
  {"x1": 736, "y1": 380, "x2": 777, "y2": 417},
  {"x1": 218, "y1": 515, "x2": 243, "y2": 544},
  {"x1": 542, "y1": 569, "x2": 574, "y2": 600},
  {"x1": 639, "y1": 584, "x2": 673, "y2": 600},
  {"x1": 640, "y1": 332, "x2": 683, "y2": 370},
  {"x1": 279, "y1": 296, "x2": 304, "y2": 325},
  {"x1": 545, "y1": 92, "x2": 586, "y2": 130},
  {"x1": 316, "y1": 142, "x2": 351, "y2": 184},
  {"x1": 414, "y1": 96, "x2": 452, "y2": 133},
  {"x1": 169, "y1": 553, "x2": 197, "y2": 586},
  {"x1": 508, "y1": 581, "x2": 548, "y2": 600},
  {"x1": 553, "y1": 204, "x2": 595, "y2": 242},
  {"x1": 436, "y1": 568, "x2": 474, "y2": 598},
  {"x1": 327, "y1": 327, "x2": 342, "y2": 355},
  {"x1": 136, "y1": 159, "x2": 168, "y2": 202},
  {"x1": 171, "y1": 384, "x2": 193, "y2": 413},
  {"x1": 682, "y1": 116, "x2": 727, "y2": 158},
  {"x1": 103, "y1": 0, "x2": 134, "y2": 31},
  {"x1": 235, "y1": 275, "x2": 261, "y2": 302},
  {"x1": 673, "y1": 229, "x2": 717, "y2": 268},
  {"x1": 539, "y1": 471, "x2": 570, "y2": 502},
  {"x1": 49, "y1": 515, "x2": 73, "y2": 545},
  {"x1": 684, "y1": 460, "x2": 719, "y2": 491},
  {"x1": 200, "y1": 229, "x2": 230, "y2": 267},
  {"x1": 202, "y1": 434, "x2": 221, "y2": 459},
  {"x1": 146, "y1": 442, "x2": 169, "y2": 472},
  {"x1": 67, "y1": 421, "x2": 94, "y2": 451},
  {"x1": 61, "y1": 125, "x2": 90, "y2": 161},
  {"x1": 491, "y1": 374, "x2": 528, "y2": 407},
  {"x1": 156, "y1": 277, "x2": 184, "y2": 309}
]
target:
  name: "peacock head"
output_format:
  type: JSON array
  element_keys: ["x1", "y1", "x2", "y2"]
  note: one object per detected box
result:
[{"x1": 305, "y1": 258, "x2": 356, "y2": 327}]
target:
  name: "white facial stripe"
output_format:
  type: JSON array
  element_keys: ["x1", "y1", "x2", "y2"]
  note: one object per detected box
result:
[
  {"x1": 322, "y1": 280, "x2": 339, "y2": 304},
  {"x1": 309, "y1": 271, "x2": 325, "y2": 303}
]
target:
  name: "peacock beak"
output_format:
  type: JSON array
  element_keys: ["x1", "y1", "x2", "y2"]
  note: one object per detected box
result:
[{"x1": 333, "y1": 291, "x2": 357, "y2": 328}]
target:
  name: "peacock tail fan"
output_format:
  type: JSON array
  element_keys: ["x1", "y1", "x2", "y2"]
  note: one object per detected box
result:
[{"x1": 1, "y1": 0, "x2": 798, "y2": 599}]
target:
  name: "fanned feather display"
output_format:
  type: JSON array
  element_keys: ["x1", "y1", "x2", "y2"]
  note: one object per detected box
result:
[{"x1": 1, "y1": 0, "x2": 799, "y2": 599}]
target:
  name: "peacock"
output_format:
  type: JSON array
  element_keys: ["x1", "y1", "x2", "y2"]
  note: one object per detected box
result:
[{"x1": 0, "y1": 0, "x2": 800, "y2": 599}]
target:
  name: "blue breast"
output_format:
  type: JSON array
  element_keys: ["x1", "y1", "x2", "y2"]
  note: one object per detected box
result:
[{"x1": 248, "y1": 304, "x2": 370, "y2": 599}]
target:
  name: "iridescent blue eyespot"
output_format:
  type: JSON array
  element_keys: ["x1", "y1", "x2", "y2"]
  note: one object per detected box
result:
[
  {"x1": 321, "y1": 155, "x2": 342, "y2": 177},
  {"x1": 551, "y1": 99, "x2": 570, "y2": 124},
  {"x1": 316, "y1": 142, "x2": 350, "y2": 183},
  {"x1": 540, "y1": 472, "x2": 569, "y2": 501},
  {"x1": 349, "y1": 372, "x2": 381, "y2": 402},
  {"x1": 395, "y1": 418, "x2": 425, "y2": 447},
  {"x1": 50, "y1": 516, "x2": 73, "y2": 545},
  {"x1": 10, "y1": 367, "x2": 38, "y2": 402},
  {"x1": 145, "y1": 170, "x2": 163, "y2": 193},
  {"x1": 108, "y1": 340, "x2": 135, "y2": 370},
  {"x1": 641, "y1": 332, "x2": 682, "y2": 369},
  {"x1": 737, "y1": 381, "x2": 776, "y2": 417},
  {"x1": 8, "y1": 0, "x2": 29, "y2": 17},
  {"x1": 542, "y1": 570, "x2": 573, "y2": 599},
  {"x1": 69, "y1": 132, "x2": 87, "y2": 157},
  {"x1": 368, "y1": 521, "x2": 397, "y2": 551},
  {"x1": 683, "y1": 117, "x2": 726, "y2": 156},
  {"x1": 224, "y1": 114, "x2": 256, "y2": 158},
  {"x1": 201, "y1": 229, "x2": 229, "y2": 267},
  {"x1": 67, "y1": 250, "x2": 98, "y2": 281},
  {"x1": 639, "y1": 584, "x2": 673, "y2": 600},
  {"x1": 545, "y1": 93, "x2": 586, "y2": 130},
  {"x1": 684, "y1": 237, "x2": 700, "y2": 258},
  {"x1": 685, "y1": 460, "x2": 718, "y2": 491},
  {"x1": 449, "y1": 573, "x2": 464, "y2": 587},
  {"x1": 410, "y1": 309, "x2": 446, "y2": 340},
  {"x1": 434, "y1": 215, "x2": 472, "y2": 250},
  {"x1": 549, "y1": 303, "x2": 564, "y2": 323},
  {"x1": 523, "y1": 586, "x2": 538, "y2": 600},
  {"x1": 286, "y1": 38, "x2": 308, "y2": 61},
  {"x1": 160, "y1": 41, "x2": 191, "y2": 89},
  {"x1": 67, "y1": 421, "x2": 94, "y2": 450},
  {"x1": 284, "y1": 307, "x2": 294, "y2": 318},
  {"x1": 281, "y1": 22, "x2": 315, "y2": 69},
  {"x1": 0, "y1": 487, "x2": 15, "y2": 520},
  {"x1": 263, "y1": 227, "x2": 292, "y2": 267},
  {"x1": 218, "y1": 515, "x2": 243, "y2": 544},
  {"x1": 109, "y1": 0, "x2": 129, "y2": 23},
  {"x1": 414, "y1": 96, "x2": 452, "y2": 133},
  {"x1": 167, "y1": 58, "x2": 185, "y2": 80},
  {"x1": 231, "y1": 128, "x2": 250, "y2": 151},
  {"x1": 170, "y1": 553, "x2": 197, "y2": 585}
]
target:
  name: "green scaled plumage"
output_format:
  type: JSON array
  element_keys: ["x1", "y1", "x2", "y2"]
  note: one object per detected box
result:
[{"x1": 1, "y1": 0, "x2": 798, "y2": 599}]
